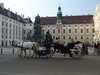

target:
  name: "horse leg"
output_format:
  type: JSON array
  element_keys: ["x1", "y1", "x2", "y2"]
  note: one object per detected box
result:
[
  {"x1": 27, "y1": 49, "x2": 31, "y2": 58},
  {"x1": 31, "y1": 50, "x2": 34, "y2": 58},
  {"x1": 24, "y1": 49, "x2": 26, "y2": 58},
  {"x1": 20, "y1": 49, "x2": 23, "y2": 58}
]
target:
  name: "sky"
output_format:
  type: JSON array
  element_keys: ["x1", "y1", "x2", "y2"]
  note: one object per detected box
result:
[{"x1": 1, "y1": 0, "x2": 100, "y2": 22}]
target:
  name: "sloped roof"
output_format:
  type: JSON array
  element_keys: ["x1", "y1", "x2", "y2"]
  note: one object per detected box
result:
[
  {"x1": 39, "y1": 15, "x2": 93, "y2": 25},
  {"x1": 0, "y1": 6, "x2": 33, "y2": 23}
]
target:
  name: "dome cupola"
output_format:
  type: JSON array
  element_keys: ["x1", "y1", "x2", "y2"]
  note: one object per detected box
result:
[{"x1": 57, "y1": 5, "x2": 62, "y2": 20}]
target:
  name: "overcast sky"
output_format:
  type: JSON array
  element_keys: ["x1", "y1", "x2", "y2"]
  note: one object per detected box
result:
[{"x1": 1, "y1": 0, "x2": 100, "y2": 21}]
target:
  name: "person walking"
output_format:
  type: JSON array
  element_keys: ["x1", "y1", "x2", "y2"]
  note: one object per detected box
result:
[
  {"x1": 84, "y1": 41, "x2": 89, "y2": 55},
  {"x1": 82, "y1": 42, "x2": 85, "y2": 53},
  {"x1": 93, "y1": 41, "x2": 97, "y2": 54},
  {"x1": 96, "y1": 41, "x2": 100, "y2": 55}
]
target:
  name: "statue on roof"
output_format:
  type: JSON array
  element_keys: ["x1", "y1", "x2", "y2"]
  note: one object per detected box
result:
[{"x1": 35, "y1": 14, "x2": 41, "y2": 24}]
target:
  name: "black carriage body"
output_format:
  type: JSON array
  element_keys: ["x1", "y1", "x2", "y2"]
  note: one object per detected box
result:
[
  {"x1": 50, "y1": 41, "x2": 81, "y2": 54},
  {"x1": 35, "y1": 41, "x2": 84, "y2": 59}
]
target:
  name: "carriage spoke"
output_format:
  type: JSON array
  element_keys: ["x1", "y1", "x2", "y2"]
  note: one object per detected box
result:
[{"x1": 71, "y1": 46, "x2": 84, "y2": 60}]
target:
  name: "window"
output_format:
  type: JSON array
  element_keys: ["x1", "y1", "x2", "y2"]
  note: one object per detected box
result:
[
  {"x1": 81, "y1": 36, "x2": 83, "y2": 39},
  {"x1": 58, "y1": 29, "x2": 60, "y2": 33},
  {"x1": 92, "y1": 28, "x2": 95, "y2": 33},
  {"x1": 63, "y1": 36, "x2": 65, "y2": 39},
  {"x1": 63, "y1": 29, "x2": 65, "y2": 33},
  {"x1": 69, "y1": 36, "x2": 71, "y2": 39},
  {"x1": 2, "y1": 21, "x2": 4, "y2": 26},
  {"x1": 13, "y1": 21, "x2": 15, "y2": 23},
  {"x1": 53, "y1": 36, "x2": 55, "y2": 39},
  {"x1": 10, "y1": 30, "x2": 11, "y2": 35},
  {"x1": 81, "y1": 29, "x2": 83, "y2": 33},
  {"x1": 10, "y1": 24, "x2": 12, "y2": 28},
  {"x1": 9, "y1": 36, "x2": 11, "y2": 39},
  {"x1": 69, "y1": 25, "x2": 71, "y2": 27},
  {"x1": 2, "y1": 28, "x2": 4, "y2": 33},
  {"x1": 24, "y1": 30, "x2": 26, "y2": 34},
  {"x1": 6, "y1": 35, "x2": 7, "y2": 39},
  {"x1": 81, "y1": 25, "x2": 83, "y2": 27},
  {"x1": 6, "y1": 23, "x2": 8, "y2": 27},
  {"x1": 10, "y1": 20, "x2": 12, "y2": 22},
  {"x1": 86, "y1": 29, "x2": 89, "y2": 33},
  {"x1": 6, "y1": 29, "x2": 8, "y2": 34},
  {"x1": 53, "y1": 29, "x2": 55, "y2": 33},
  {"x1": 2, "y1": 35, "x2": 3, "y2": 38},
  {"x1": 75, "y1": 29, "x2": 77, "y2": 33},
  {"x1": 75, "y1": 25, "x2": 77, "y2": 27},
  {"x1": 69, "y1": 29, "x2": 71, "y2": 33},
  {"x1": 30, "y1": 30, "x2": 32, "y2": 34},
  {"x1": 75, "y1": 36, "x2": 77, "y2": 39},
  {"x1": 58, "y1": 20, "x2": 60, "y2": 23}
]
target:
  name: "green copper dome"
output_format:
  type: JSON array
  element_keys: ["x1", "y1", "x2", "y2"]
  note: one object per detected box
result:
[
  {"x1": 57, "y1": 11, "x2": 62, "y2": 14},
  {"x1": 57, "y1": 5, "x2": 62, "y2": 20}
]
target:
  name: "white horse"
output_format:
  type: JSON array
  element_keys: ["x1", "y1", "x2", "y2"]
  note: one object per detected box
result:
[{"x1": 12, "y1": 39, "x2": 39, "y2": 58}]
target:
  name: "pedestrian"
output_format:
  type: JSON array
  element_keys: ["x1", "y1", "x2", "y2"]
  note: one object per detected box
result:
[
  {"x1": 93, "y1": 41, "x2": 97, "y2": 54},
  {"x1": 82, "y1": 42, "x2": 85, "y2": 53},
  {"x1": 96, "y1": 41, "x2": 100, "y2": 55},
  {"x1": 84, "y1": 41, "x2": 89, "y2": 55}
]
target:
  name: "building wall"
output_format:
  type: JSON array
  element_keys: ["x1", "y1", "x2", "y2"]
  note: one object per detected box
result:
[
  {"x1": 42, "y1": 23, "x2": 94, "y2": 45},
  {"x1": 93, "y1": 4, "x2": 100, "y2": 42},
  {"x1": 0, "y1": 14, "x2": 23, "y2": 46},
  {"x1": 23, "y1": 23, "x2": 34, "y2": 41}
]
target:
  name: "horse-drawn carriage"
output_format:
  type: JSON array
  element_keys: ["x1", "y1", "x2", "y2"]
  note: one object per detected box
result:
[
  {"x1": 12, "y1": 40, "x2": 84, "y2": 60},
  {"x1": 35, "y1": 41, "x2": 84, "y2": 60}
]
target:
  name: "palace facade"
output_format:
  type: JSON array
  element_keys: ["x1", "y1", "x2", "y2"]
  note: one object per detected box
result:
[
  {"x1": 34, "y1": 6, "x2": 94, "y2": 44},
  {"x1": 0, "y1": 3, "x2": 34, "y2": 46}
]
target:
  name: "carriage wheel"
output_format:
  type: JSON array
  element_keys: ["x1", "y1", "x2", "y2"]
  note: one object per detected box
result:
[
  {"x1": 41, "y1": 47, "x2": 54, "y2": 59},
  {"x1": 71, "y1": 46, "x2": 84, "y2": 60}
]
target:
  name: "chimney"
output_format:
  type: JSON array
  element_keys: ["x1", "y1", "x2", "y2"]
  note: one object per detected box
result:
[
  {"x1": 0, "y1": 3, "x2": 4, "y2": 9},
  {"x1": 8, "y1": 8, "x2": 10, "y2": 11}
]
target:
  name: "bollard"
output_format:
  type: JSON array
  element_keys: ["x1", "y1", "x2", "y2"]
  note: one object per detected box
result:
[
  {"x1": 12, "y1": 48, "x2": 14, "y2": 54},
  {"x1": 1, "y1": 48, "x2": 2, "y2": 54},
  {"x1": 98, "y1": 48, "x2": 100, "y2": 55}
]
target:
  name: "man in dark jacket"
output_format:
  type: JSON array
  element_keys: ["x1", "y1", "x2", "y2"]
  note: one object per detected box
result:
[{"x1": 44, "y1": 31, "x2": 53, "y2": 47}]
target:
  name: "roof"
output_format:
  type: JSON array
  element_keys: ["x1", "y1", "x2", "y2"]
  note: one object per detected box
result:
[
  {"x1": 0, "y1": 6, "x2": 33, "y2": 23},
  {"x1": 37, "y1": 15, "x2": 93, "y2": 25},
  {"x1": 23, "y1": 18, "x2": 33, "y2": 23}
]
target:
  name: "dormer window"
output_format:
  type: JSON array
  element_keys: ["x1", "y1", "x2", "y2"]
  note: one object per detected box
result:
[
  {"x1": 7, "y1": 12, "x2": 11, "y2": 17},
  {"x1": 17, "y1": 17, "x2": 20, "y2": 21}
]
